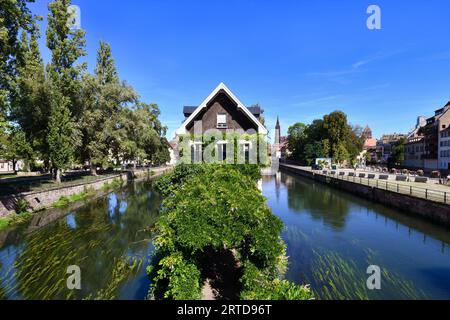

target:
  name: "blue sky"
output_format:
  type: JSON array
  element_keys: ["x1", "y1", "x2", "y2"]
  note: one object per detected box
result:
[{"x1": 30, "y1": 0, "x2": 450, "y2": 141}]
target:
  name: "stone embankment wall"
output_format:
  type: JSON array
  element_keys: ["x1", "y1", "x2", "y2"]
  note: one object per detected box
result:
[
  {"x1": 280, "y1": 164, "x2": 450, "y2": 226},
  {"x1": 0, "y1": 167, "x2": 171, "y2": 218}
]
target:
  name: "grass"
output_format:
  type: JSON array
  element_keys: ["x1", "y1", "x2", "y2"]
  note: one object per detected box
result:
[
  {"x1": 0, "y1": 173, "x2": 120, "y2": 196},
  {"x1": 0, "y1": 211, "x2": 33, "y2": 230},
  {"x1": 0, "y1": 173, "x2": 18, "y2": 180},
  {"x1": 53, "y1": 186, "x2": 98, "y2": 208},
  {"x1": 0, "y1": 172, "x2": 136, "y2": 231},
  {"x1": 101, "y1": 177, "x2": 124, "y2": 192},
  {"x1": 53, "y1": 192, "x2": 89, "y2": 208},
  {"x1": 83, "y1": 257, "x2": 143, "y2": 300},
  {"x1": 0, "y1": 188, "x2": 98, "y2": 231}
]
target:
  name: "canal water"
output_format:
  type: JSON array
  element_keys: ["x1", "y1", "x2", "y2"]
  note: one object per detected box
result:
[
  {"x1": 0, "y1": 181, "x2": 160, "y2": 300},
  {"x1": 263, "y1": 172, "x2": 450, "y2": 300},
  {"x1": 0, "y1": 172, "x2": 449, "y2": 300}
]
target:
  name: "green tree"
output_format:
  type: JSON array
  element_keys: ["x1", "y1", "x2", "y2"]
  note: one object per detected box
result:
[
  {"x1": 287, "y1": 123, "x2": 308, "y2": 161},
  {"x1": 286, "y1": 111, "x2": 363, "y2": 165},
  {"x1": 0, "y1": 114, "x2": 8, "y2": 155},
  {"x1": 10, "y1": 32, "x2": 51, "y2": 169},
  {"x1": 95, "y1": 41, "x2": 119, "y2": 85},
  {"x1": 390, "y1": 137, "x2": 407, "y2": 166},
  {"x1": 47, "y1": 87, "x2": 78, "y2": 183},
  {"x1": 333, "y1": 142, "x2": 350, "y2": 164},
  {"x1": 46, "y1": 0, "x2": 86, "y2": 118},
  {"x1": 46, "y1": 0, "x2": 85, "y2": 179},
  {"x1": 152, "y1": 138, "x2": 171, "y2": 165},
  {"x1": 304, "y1": 141, "x2": 328, "y2": 165},
  {"x1": 0, "y1": 0, "x2": 38, "y2": 114},
  {"x1": 304, "y1": 119, "x2": 326, "y2": 143},
  {"x1": 2, "y1": 127, "x2": 33, "y2": 173},
  {"x1": 120, "y1": 103, "x2": 167, "y2": 167},
  {"x1": 323, "y1": 111, "x2": 351, "y2": 159},
  {"x1": 80, "y1": 41, "x2": 137, "y2": 174}
]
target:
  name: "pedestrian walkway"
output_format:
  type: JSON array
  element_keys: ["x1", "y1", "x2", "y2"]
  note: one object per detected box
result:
[{"x1": 281, "y1": 164, "x2": 450, "y2": 205}]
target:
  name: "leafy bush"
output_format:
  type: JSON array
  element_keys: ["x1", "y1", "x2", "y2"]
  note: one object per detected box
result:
[
  {"x1": 240, "y1": 261, "x2": 313, "y2": 300},
  {"x1": 15, "y1": 199, "x2": 29, "y2": 214},
  {"x1": 153, "y1": 164, "x2": 261, "y2": 198},
  {"x1": 0, "y1": 211, "x2": 33, "y2": 230},
  {"x1": 149, "y1": 164, "x2": 312, "y2": 300},
  {"x1": 148, "y1": 252, "x2": 202, "y2": 300}
]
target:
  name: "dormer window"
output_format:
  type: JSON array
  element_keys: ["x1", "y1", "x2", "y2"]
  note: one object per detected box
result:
[{"x1": 217, "y1": 113, "x2": 227, "y2": 129}]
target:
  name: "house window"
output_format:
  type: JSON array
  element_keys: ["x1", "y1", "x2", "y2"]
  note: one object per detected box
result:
[
  {"x1": 217, "y1": 143, "x2": 227, "y2": 162},
  {"x1": 191, "y1": 143, "x2": 202, "y2": 163},
  {"x1": 243, "y1": 143, "x2": 250, "y2": 163},
  {"x1": 217, "y1": 114, "x2": 227, "y2": 129}
]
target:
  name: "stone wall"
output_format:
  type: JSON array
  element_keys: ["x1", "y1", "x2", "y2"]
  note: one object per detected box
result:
[
  {"x1": 0, "y1": 167, "x2": 172, "y2": 218},
  {"x1": 0, "y1": 173, "x2": 128, "y2": 218},
  {"x1": 280, "y1": 164, "x2": 450, "y2": 227}
]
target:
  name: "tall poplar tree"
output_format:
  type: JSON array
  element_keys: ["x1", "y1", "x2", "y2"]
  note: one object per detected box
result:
[
  {"x1": 46, "y1": 0, "x2": 85, "y2": 181},
  {"x1": 0, "y1": 0, "x2": 37, "y2": 114},
  {"x1": 11, "y1": 31, "x2": 50, "y2": 168},
  {"x1": 47, "y1": 87, "x2": 76, "y2": 182},
  {"x1": 46, "y1": 0, "x2": 86, "y2": 116},
  {"x1": 95, "y1": 41, "x2": 119, "y2": 85}
]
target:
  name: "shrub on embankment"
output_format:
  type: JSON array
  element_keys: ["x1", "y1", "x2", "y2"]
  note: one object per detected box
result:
[{"x1": 147, "y1": 164, "x2": 313, "y2": 300}]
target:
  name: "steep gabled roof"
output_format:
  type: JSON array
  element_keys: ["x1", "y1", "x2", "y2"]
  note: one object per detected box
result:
[{"x1": 176, "y1": 83, "x2": 268, "y2": 135}]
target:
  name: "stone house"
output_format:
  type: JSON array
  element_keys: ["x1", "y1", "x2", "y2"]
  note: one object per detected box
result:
[{"x1": 175, "y1": 83, "x2": 268, "y2": 163}]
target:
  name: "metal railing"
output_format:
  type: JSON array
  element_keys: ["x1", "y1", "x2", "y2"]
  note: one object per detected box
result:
[{"x1": 315, "y1": 170, "x2": 449, "y2": 205}]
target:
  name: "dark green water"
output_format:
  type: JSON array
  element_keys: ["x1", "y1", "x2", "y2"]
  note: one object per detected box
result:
[
  {"x1": 0, "y1": 181, "x2": 161, "y2": 300},
  {"x1": 1, "y1": 172, "x2": 449, "y2": 300},
  {"x1": 263, "y1": 172, "x2": 450, "y2": 300}
]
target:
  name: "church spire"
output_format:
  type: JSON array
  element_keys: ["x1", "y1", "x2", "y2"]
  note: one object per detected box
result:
[{"x1": 275, "y1": 116, "x2": 281, "y2": 146}]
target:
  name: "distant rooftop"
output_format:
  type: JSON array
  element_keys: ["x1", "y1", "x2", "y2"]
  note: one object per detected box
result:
[{"x1": 183, "y1": 106, "x2": 197, "y2": 118}]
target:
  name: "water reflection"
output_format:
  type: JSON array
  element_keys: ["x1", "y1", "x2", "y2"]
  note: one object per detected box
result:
[
  {"x1": 264, "y1": 172, "x2": 450, "y2": 300},
  {"x1": 271, "y1": 173, "x2": 352, "y2": 230},
  {"x1": 0, "y1": 181, "x2": 161, "y2": 300}
]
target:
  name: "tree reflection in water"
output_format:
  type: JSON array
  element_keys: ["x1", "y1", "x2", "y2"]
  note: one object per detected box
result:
[
  {"x1": 0, "y1": 181, "x2": 161, "y2": 300},
  {"x1": 281, "y1": 173, "x2": 351, "y2": 230}
]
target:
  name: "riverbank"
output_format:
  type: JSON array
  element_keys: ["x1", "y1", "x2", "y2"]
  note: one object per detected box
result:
[
  {"x1": 0, "y1": 166, "x2": 172, "y2": 231},
  {"x1": 280, "y1": 164, "x2": 450, "y2": 227}
]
